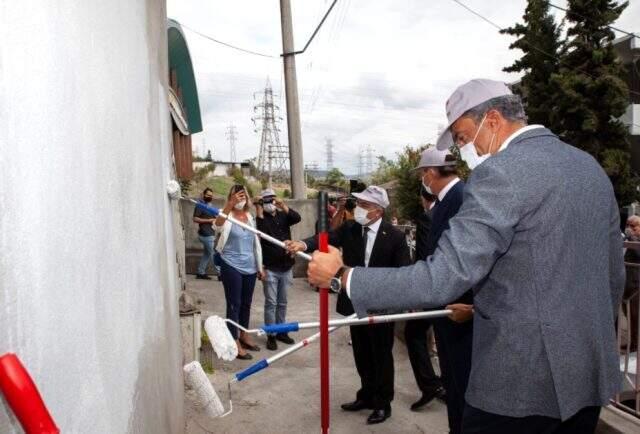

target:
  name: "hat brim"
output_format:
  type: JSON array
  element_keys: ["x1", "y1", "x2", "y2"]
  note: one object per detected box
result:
[
  {"x1": 436, "y1": 128, "x2": 454, "y2": 151},
  {"x1": 351, "y1": 192, "x2": 387, "y2": 208}
]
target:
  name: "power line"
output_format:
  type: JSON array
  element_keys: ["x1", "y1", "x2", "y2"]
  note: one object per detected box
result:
[
  {"x1": 546, "y1": 1, "x2": 638, "y2": 40},
  {"x1": 450, "y1": 0, "x2": 640, "y2": 110},
  {"x1": 180, "y1": 23, "x2": 278, "y2": 58}
]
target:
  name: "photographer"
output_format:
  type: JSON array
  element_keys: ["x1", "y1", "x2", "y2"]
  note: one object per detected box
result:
[
  {"x1": 255, "y1": 189, "x2": 302, "y2": 350},
  {"x1": 330, "y1": 181, "x2": 365, "y2": 230}
]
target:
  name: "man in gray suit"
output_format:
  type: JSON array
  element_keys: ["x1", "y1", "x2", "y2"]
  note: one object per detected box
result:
[{"x1": 307, "y1": 79, "x2": 625, "y2": 434}]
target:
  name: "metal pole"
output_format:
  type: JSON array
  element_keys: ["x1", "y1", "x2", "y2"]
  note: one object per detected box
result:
[
  {"x1": 279, "y1": 0, "x2": 305, "y2": 199},
  {"x1": 317, "y1": 192, "x2": 329, "y2": 433}
]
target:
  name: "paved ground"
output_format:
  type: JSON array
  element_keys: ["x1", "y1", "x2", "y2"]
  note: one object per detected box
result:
[
  {"x1": 184, "y1": 276, "x2": 450, "y2": 434},
  {"x1": 183, "y1": 275, "x2": 628, "y2": 434}
]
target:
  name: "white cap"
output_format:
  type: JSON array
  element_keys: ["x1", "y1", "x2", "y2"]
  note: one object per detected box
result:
[
  {"x1": 436, "y1": 79, "x2": 512, "y2": 150},
  {"x1": 352, "y1": 186, "x2": 389, "y2": 209},
  {"x1": 415, "y1": 148, "x2": 456, "y2": 170},
  {"x1": 260, "y1": 189, "x2": 277, "y2": 199}
]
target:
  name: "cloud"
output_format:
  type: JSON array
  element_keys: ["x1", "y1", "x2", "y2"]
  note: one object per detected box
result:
[{"x1": 169, "y1": 0, "x2": 639, "y2": 174}]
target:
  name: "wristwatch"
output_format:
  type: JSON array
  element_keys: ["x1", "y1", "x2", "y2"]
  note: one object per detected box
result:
[{"x1": 329, "y1": 266, "x2": 348, "y2": 293}]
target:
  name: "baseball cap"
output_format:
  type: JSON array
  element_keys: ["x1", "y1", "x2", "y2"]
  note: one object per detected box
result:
[
  {"x1": 352, "y1": 186, "x2": 390, "y2": 209},
  {"x1": 415, "y1": 148, "x2": 456, "y2": 170},
  {"x1": 260, "y1": 189, "x2": 277, "y2": 199},
  {"x1": 436, "y1": 79, "x2": 512, "y2": 150}
]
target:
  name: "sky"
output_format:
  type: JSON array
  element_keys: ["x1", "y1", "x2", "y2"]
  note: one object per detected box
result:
[{"x1": 167, "y1": 0, "x2": 640, "y2": 176}]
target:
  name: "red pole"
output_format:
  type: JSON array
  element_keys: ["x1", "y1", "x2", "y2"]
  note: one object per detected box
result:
[
  {"x1": 0, "y1": 353, "x2": 59, "y2": 434},
  {"x1": 317, "y1": 192, "x2": 330, "y2": 433}
]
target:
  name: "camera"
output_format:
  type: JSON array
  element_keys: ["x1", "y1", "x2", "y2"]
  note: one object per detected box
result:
[{"x1": 346, "y1": 180, "x2": 366, "y2": 212}]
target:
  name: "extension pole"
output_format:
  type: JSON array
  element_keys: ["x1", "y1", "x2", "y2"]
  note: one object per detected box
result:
[{"x1": 317, "y1": 192, "x2": 330, "y2": 433}]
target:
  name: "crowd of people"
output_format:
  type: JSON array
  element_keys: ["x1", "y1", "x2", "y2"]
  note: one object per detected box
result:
[{"x1": 191, "y1": 78, "x2": 632, "y2": 433}]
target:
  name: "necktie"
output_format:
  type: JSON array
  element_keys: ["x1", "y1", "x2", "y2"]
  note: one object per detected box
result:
[{"x1": 362, "y1": 226, "x2": 370, "y2": 264}]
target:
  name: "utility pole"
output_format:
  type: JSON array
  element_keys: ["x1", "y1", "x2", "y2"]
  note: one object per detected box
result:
[
  {"x1": 280, "y1": 0, "x2": 305, "y2": 199},
  {"x1": 226, "y1": 124, "x2": 238, "y2": 162},
  {"x1": 357, "y1": 147, "x2": 364, "y2": 178}
]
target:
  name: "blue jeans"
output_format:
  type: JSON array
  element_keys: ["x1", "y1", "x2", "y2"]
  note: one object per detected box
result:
[
  {"x1": 263, "y1": 269, "x2": 293, "y2": 335},
  {"x1": 220, "y1": 260, "x2": 257, "y2": 340},
  {"x1": 197, "y1": 235, "x2": 215, "y2": 275}
]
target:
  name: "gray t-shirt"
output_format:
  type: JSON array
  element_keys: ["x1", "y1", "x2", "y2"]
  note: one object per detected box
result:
[{"x1": 193, "y1": 201, "x2": 215, "y2": 237}]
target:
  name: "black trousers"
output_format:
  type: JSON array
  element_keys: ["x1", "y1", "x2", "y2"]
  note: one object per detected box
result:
[
  {"x1": 404, "y1": 318, "x2": 442, "y2": 394},
  {"x1": 350, "y1": 323, "x2": 395, "y2": 410},
  {"x1": 434, "y1": 318, "x2": 473, "y2": 434},
  {"x1": 461, "y1": 404, "x2": 601, "y2": 434}
]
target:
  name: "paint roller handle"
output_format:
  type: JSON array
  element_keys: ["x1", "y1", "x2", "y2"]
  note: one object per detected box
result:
[
  {"x1": 261, "y1": 322, "x2": 300, "y2": 335},
  {"x1": 194, "y1": 201, "x2": 221, "y2": 217},
  {"x1": 235, "y1": 359, "x2": 269, "y2": 382}
]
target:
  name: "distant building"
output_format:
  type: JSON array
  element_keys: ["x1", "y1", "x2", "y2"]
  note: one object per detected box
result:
[{"x1": 613, "y1": 34, "x2": 640, "y2": 170}]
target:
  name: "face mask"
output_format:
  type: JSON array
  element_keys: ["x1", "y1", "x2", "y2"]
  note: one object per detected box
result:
[
  {"x1": 204, "y1": 197, "x2": 213, "y2": 203},
  {"x1": 422, "y1": 171, "x2": 434, "y2": 195},
  {"x1": 234, "y1": 201, "x2": 246, "y2": 210},
  {"x1": 354, "y1": 206, "x2": 371, "y2": 226},
  {"x1": 459, "y1": 114, "x2": 494, "y2": 170},
  {"x1": 263, "y1": 203, "x2": 276, "y2": 213}
]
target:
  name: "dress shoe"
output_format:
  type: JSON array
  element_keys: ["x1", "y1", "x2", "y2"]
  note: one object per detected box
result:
[
  {"x1": 276, "y1": 333, "x2": 295, "y2": 345},
  {"x1": 196, "y1": 274, "x2": 211, "y2": 280},
  {"x1": 239, "y1": 340, "x2": 260, "y2": 352},
  {"x1": 366, "y1": 408, "x2": 391, "y2": 424},
  {"x1": 410, "y1": 386, "x2": 445, "y2": 411},
  {"x1": 340, "y1": 400, "x2": 371, "y2": 412},
  {"x1": 236, "y1": 352, "x2": 253, "y2": 360},
  {"x1": 266, "y1": 336, "x2": 278, "y2": 351}
]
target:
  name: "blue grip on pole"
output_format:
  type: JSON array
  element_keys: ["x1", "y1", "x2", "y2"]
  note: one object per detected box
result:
[
  {"x1": 235, "y1": 359, "x2": 269, "y2": 382},
  {"x1": 261, "y1": 323, "x2": 299, "y2": 334},
  {"x1": 194, "y1": 202, "x2": 220, "y2": 217}
]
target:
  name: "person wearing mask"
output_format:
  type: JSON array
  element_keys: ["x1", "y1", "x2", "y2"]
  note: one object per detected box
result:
[
  {"x1": 418, "y1": 148, "x2": 474, "y2": 434},
  {"x1": 404, "y1": 186, "x2": 445, "y2": 412},
  {"x1": 255, "y1": 189, "x2": 302, "y2": 351},
  {"x1": 287, "y1": 186, "x2": 410, "y2": 425},
  {"x1": 193, "y1": 188, "x2": 216, "y2": 280},
  {"x1": 215, "y1": 184, "x2": 264, "y2": 360},
  {"x1": 330, "y1": 194, "x2": 356, "y2": 230},
  {"x1": 307, "y1": 79, "x2": 624, "y2": 434},
  {"x1": 623, "y1": 215, "x2": 640, "y2": 351}
]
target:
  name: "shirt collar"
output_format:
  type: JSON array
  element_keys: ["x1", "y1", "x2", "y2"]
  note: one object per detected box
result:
[
  {"x1": 498, "y1": 124, "x2": 544, "y2": 152},
  {"x1": 438, "y1": 177, "x2": 461, "y2": 202},
  {"x1": 366, "y1": 217, "x2": 383, "y2": 234}
]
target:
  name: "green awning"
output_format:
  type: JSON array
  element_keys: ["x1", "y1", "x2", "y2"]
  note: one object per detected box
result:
[{"x1": 168, "y1": 19, "x2": 203, "y2": 134}]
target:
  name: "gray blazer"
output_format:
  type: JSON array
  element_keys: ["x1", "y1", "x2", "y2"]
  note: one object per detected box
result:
[{"x1": 349, "y1": 127, "x2": 625, "y2": 421}]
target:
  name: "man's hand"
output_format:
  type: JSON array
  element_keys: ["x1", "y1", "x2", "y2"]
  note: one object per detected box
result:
[
  {"x1": 257, "y1": 270, "x2": 265, "y2": 281},
  {"x1": 284, "y1": 240, "x2": 306, "y2": 254},
  {"x1": 445, "y1": 303, "x2": 474, "y2": 323},
  {"x1": 307, "y1": 246, "x2": 344, "y2": 287}
]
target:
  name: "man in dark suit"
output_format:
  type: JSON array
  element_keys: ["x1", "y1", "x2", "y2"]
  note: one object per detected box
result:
[
  {"x1": 405, "y1": 187, "x2": 445, "y2": 411},
  {"x1": 419, "y1": 148, "x2": 474, "y2": 434},
  {"x1": 287, "y1": 186, "x2": 410, "y2": 425}
]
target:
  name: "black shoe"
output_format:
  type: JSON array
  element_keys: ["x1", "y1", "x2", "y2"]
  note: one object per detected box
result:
[
  {"x1": 196, "y1": 274, "x2": 212, "y2": 280},
  {"x1": 267, "y1": 336, "x2": 278, "y2": 351},
  {"x1": 239, "y1": 340, "x2": 260, "y2": 352},
  {"x1": 341, "y1": 400, "x2": 372, "y2": 412},
  {"x1": 236, "y1": 352, "x2": 253, "y2": 360},
  {"x1": 410, "y1": 386, "x2": 444, "y2": 411},
  {"x1": 276, "y1": 333, "x2": 295, "y2": 345},
  {"x1": 367, "y1": 408, "x2": 391, "y2": 424}
]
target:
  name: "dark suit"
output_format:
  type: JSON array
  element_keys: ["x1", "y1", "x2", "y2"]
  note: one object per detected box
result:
[
  {"x1": 304, "y1": 219, "x2": 411, "y2": 410},
  {"x1": 428, "y1": 180, "x2": 473, "y2": 434},
  {"x1": 405, "y1": 209, "x2": 443, "y2": 395}
]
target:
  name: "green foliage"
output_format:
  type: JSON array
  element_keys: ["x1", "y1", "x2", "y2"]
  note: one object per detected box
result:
[
  {"x1": 283, "y1": 189, "x2": 291, "y2": 198},
  {"x1": 548, "y1": 0, "x2": 636, "y2": 204},
  {"x1": 371, "y1": 156, "x2": 398, "y2": 185},
  {"x1": 500, "y1": 0, "x2": 563, "y2": 126},
  {"x1": 394, "y1": 146, "x2": 427, "y2": 222},
  {"x1": 325, "y1": 168, "x2": 347, "y2": 189}
]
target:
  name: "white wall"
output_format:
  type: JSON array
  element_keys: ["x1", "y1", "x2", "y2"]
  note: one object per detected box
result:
[{"x1": 0, "y1": 1, "x2": 183, "y2": 433}]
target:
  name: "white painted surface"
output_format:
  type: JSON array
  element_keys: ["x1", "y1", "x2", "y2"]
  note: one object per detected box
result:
[{"x1": 0, "y1": 1, "x2": 183, "y2": 433}]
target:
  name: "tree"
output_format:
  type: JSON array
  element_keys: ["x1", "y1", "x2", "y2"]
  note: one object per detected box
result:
[
  {"x1": 501, "y1": 0, "x2": 562, "y2": 126},
  {"x1": 394, "y1": 146, "x2": 426, "y2": 222},
  {"x1": 549, "y1": 0, "x2": 636, "y2": 204},
  {"x1": 325, "y1": 168, "x2": 347, "y2": 189},
  {"x1": 370, "y1": 156, "x2": 398, "y2": 185}
]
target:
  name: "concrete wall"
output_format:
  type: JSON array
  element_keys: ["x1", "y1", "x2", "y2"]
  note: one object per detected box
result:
[
  {"x1": 0, "y1": 1, "x2": 183, "y2": 433},
  {"x1": 182, "y1": 199, "x2": 319, "y2": 277}
]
